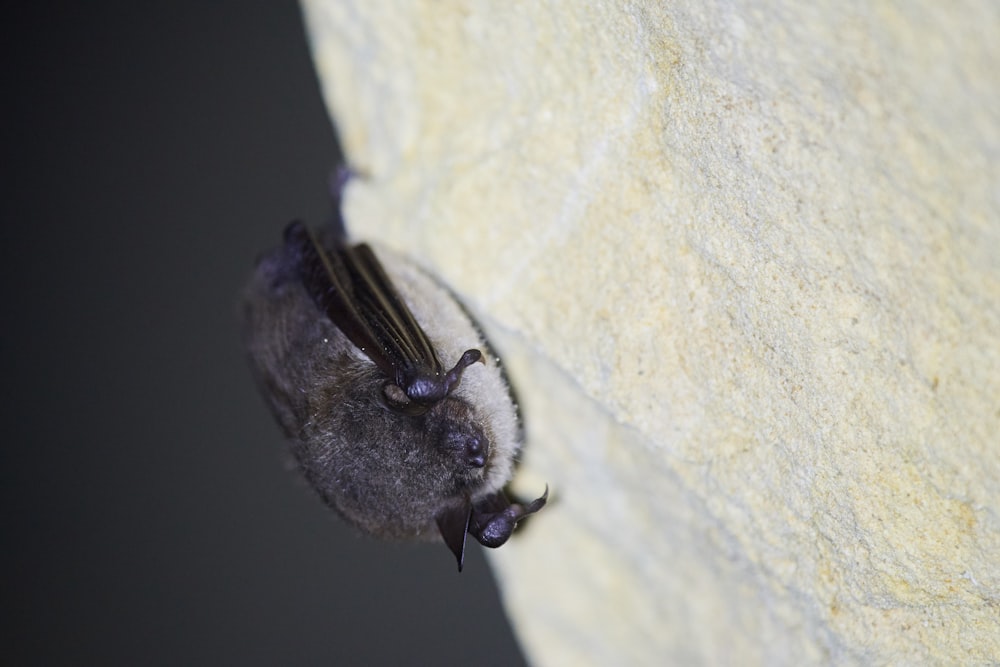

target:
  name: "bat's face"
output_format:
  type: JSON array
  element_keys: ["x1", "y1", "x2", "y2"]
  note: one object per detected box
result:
[
  {"x1": 243, "y1": 198, "x2": 546, "y2": 570},
  {"x1": 293, "y1": 366, "x2": 499, "y2": 540}
]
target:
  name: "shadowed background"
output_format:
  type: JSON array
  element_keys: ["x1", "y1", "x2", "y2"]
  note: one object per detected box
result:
[{"x1": 1, "y1": 2, "x2": 526, "y2": 664}]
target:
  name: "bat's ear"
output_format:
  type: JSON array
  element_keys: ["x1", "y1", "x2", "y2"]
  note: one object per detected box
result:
[
  {"x1": 436, "y1": 502, "x2": 472, "y2": 571},
  {"x1": 468, "y1": 487, "x2": 548, "y2": 550}
]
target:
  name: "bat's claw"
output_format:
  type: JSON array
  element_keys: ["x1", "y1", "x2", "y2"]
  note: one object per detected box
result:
[
  {"x1": 469, "y1": 486, "x2": 548, "y2": 548},
  {"x1": 436, "y1": 486, "x2": 548, "y2": 572}
]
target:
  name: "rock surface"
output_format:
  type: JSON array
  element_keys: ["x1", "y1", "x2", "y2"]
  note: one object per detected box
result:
[{"x1": 301, "y1": 1, "x2": 1000, "y2": 663}]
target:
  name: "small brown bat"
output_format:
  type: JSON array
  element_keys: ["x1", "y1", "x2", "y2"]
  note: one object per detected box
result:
[{"x1": 242, "y1": 175, "x2": 546, "y2": 570}]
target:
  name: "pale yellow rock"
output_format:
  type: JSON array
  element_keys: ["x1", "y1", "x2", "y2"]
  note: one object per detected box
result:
[{"x1": 301, "y1": 1, "x2": 1000, "y2": 664}]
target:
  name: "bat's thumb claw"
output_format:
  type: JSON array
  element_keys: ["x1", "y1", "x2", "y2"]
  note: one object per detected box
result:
[{"x1": 469, "y1": 487, "x2": 548, "y2": 549}]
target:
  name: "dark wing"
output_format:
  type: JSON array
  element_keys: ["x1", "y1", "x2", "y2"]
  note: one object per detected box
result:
[{"x1": 284, "y1": 221, "x2": 482, "y2": 414}]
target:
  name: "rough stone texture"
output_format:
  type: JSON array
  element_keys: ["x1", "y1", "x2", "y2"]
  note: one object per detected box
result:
[{"x1": 301, "y1": 1, "x2": 1000, "y2": 664}]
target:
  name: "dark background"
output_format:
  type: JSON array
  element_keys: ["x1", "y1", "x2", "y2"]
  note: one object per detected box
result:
[{"x1": 2, "y1": 3, "x2": 526, "y2": 665}]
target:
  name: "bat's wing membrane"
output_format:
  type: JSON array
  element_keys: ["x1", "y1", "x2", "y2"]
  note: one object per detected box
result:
[
  {"x1": 285, "y1": 221, "x2": 481, "y2": 414},
  {"x1": 284, "y1": 221, "x2": 442, "y2": 382}
]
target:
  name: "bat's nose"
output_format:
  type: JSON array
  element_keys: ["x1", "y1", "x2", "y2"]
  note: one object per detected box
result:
[{"x1": 465, "y1": 436, "x2": 487, "y2": 468}]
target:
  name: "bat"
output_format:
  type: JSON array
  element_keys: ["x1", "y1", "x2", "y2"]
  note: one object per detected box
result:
[{"x1": 242, "y1": 174, "x2": 546, "y2": 570}]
